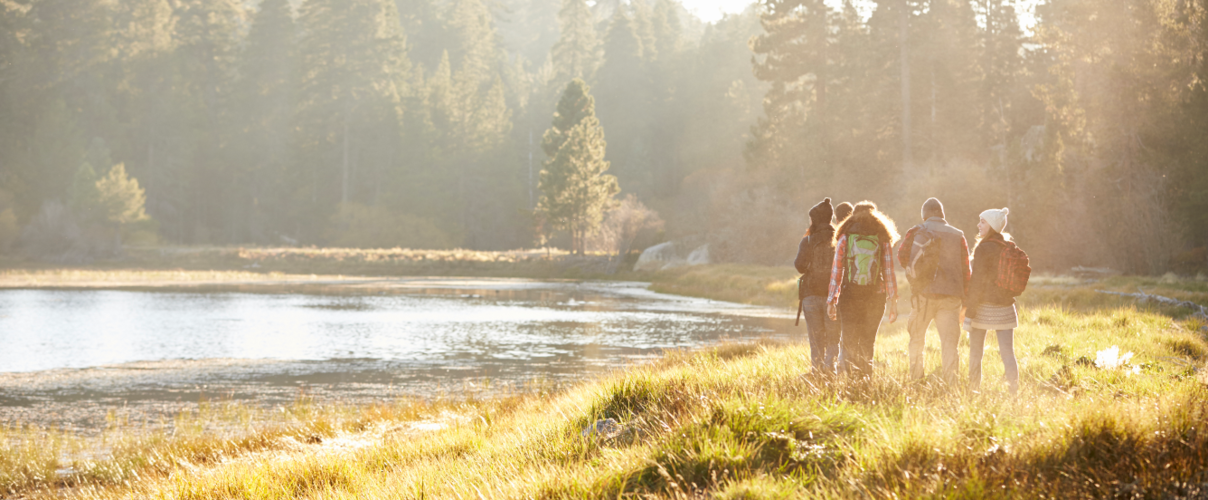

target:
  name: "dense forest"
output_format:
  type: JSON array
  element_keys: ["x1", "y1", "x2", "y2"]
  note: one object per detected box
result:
[{"x1": 0, "y1": 0, "x2": 1205, "y2": 274}]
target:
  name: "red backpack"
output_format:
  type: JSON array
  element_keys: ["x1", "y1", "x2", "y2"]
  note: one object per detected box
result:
[{"x1": 992, "y1": 240, "x2": 1031, "y2": 296}]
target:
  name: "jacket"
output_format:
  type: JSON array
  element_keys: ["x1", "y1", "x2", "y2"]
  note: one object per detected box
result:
[
  {"x1": 794, "y1": 226, "x2": 835, "y2": 297},
  {"x1": 898, "y1": 217, "x2": 971, "y2": 299},
  {"x1": 964, "y1": 232, "x2": 1016, "y2": 314}
]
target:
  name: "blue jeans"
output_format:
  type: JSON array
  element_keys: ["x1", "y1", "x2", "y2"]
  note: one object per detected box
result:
[
  {"x1": 969, "y1": 328, "x2": 1018, "y2": 393},
  {"x1": 801, "y1": 296, "x2": 839, "y2": 373}
]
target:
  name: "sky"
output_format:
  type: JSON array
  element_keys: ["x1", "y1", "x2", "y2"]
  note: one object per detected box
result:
[{"x1": 681, "y1": 0, "x2": 1041, "y2": 30}]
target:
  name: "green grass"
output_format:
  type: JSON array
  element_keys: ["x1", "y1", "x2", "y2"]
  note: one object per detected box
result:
[
  {"x1": 649, "y1": 264, "x2": 799, "y2": 306},
  {"x1": 3, "y1": 268, "x2": 1207, "y2": 499}
]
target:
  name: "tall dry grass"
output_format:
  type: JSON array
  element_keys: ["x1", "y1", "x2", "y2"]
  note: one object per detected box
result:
[{"x1": 2, "y1": 271, "x2": 1206, "y2": 499}]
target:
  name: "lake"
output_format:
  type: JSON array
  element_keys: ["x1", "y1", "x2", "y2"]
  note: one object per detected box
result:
[{"x1": 0, "y1": 279, "x2": 794, "y2": 429}]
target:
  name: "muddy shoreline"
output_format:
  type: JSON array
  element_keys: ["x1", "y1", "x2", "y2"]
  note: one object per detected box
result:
[{"x1": 0, "y1": 356, "x2": 588, "y2": 434}]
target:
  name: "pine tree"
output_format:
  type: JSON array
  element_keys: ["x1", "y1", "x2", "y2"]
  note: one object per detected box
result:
[
  {"x1": 295, "y1": 0, "x2": 410, "y2": 239},
  {"x1": 912, "y1": 0, "x2": 981, "y2": 164},
  {"x1": 95, "y1": 163, "x2": 150, "y2": 228},
  {"x1": 172, "y1": 0, "x2": 244, "y2": 241},
  {"x1": 109, "y1": 0, "x2": 181, "y2": 240},
  {"x1": 748, "y1": 0, "x2": 835, "y2": 179},
  {"x1": 538, "y1": 79, "x2": 619, "y2": 255},
  {"x1": 233, "y1": 0, "x2": 298, "y2": 242},
  {"x1": 69, "y1": 162, "x2": 101, "y2": 217},
  {"x1": 594, "y1": 7, "x2": 654, "y2": 195},
  {"x1": 550, "y1": 0, "x2": 600, "y2": 86},
  {"x1": 976, "y1": 0, "x2": 1023, "y2": 159}
]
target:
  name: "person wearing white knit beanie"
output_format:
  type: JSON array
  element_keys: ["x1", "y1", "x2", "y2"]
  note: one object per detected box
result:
[
  {"x1": 979, "y1": 208, "x2": 1009, "y2": 235},
  {"x1": 965, "y1": 206, "x2": 1019, "y2": 394}
]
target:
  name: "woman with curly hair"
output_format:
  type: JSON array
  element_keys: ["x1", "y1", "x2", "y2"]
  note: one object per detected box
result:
[{"x1": 826, "y1": 201, "x2": 900, "y2": 374}]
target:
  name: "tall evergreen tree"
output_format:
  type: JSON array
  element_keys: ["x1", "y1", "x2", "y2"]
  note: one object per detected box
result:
[
  {"x1": 295, "y1": 0, "x2": 410, "y2": 241},
  {"x1": 172, "y1": 0, "x2": 244, "y2": 242},
  {"x1": 976, "y1": 0, "x2": 1023, "y2": 160},
  {"x1": 747, "y1": 0, "x2": 836, "y2": 180},
  {"x1": 109, "y1": 0, "x2": 180, "y2": 240},
  {"x1": 594, "y1": 7, "x2": 654, "y2": 196},
  {"x1": 912, "y1": 0, "x2": 981, "y2": 165},
  {"x1": 232, "y1": 0, "x2": 297, "y2": 242},
  {"x1": 550, "y1": 0, "x2": 600, "y2": 86},
  {"x1": 538, "y1": 79, "x2": 618, "y2": 254}
]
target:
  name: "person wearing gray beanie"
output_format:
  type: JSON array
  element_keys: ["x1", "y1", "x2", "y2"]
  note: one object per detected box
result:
[
  {"x1": 964, "y1": 207, "x2": 1019, "y2": 394},
  {"x1": 898, "y1": 197, "x2": 971, "y2": 385},
  {"x1": 794, "y1": 198, "x2": 840, "y2": 374},
  {"x1": 922, "y1": 197, "x2": 944, "y2": 220},
  {"x1": 834, "y1": 201, "x2": 854, "y2": 224}
]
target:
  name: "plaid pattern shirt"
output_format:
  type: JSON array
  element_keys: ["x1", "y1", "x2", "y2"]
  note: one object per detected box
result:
[{"x1": 827, "y1": 235, "x2": 898, "y2": 305}]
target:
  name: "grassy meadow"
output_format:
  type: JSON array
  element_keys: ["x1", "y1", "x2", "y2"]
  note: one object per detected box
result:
[{"x1": 2, "y1": 267, "x2": 1207, "y2": 499}]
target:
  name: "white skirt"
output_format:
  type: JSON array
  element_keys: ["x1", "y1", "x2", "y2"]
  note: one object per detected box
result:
[{"x1": 964, "y1": 304, "x2": 1018, "y2": 331}]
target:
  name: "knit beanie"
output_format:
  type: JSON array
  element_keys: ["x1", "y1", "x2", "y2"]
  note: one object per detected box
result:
[
  {"x1": 809, "y1": 198, "x2": 834, "y2": 227},
  {"x1": 834, "y1": 201, "x2": 854, "y2": 223},
  {"x1": 921, "y1": 197, "x2": 944, "y2": 220},
  {"x1": 979, "y1": 207, "x2": 1009, "y2": 234}
]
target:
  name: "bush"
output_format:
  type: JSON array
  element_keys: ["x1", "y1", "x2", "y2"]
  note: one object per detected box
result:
[{"x1": 17, "y1": 200, "x2": 120, "y2": 262}]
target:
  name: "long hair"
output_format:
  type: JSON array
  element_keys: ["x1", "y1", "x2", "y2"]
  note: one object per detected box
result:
[
  {"x1": 973, "y1": 228, "x2": 1012, "y2": 250},
  {"x1": 806, "y1": 219, "x2": 834, "y2": 241},
  {"x1": 834, "y1": 200, "x2": 900, "y2": 246}
]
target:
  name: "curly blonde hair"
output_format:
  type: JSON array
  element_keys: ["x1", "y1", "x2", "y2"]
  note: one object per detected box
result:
[{"x1": 834, "y1": 200, "x2": 900, "y2": 245}]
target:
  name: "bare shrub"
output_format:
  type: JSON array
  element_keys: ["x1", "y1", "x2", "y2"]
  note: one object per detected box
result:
[{"x1": 588, "y1": 195, "x2": 665, "y2": 257}]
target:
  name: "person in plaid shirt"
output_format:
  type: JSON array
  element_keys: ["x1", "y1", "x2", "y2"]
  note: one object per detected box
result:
[{"x1": 826, "y1": 201, "x2": 900, "y2": 374}]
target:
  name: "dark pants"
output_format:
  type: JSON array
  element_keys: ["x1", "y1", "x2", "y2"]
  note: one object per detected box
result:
[
  {"x1": 801, "y1": 296, "x2": 839, "y2": 373},
  {"x1": 838, "y1": 287, "x2": 886, "y2": 375}
]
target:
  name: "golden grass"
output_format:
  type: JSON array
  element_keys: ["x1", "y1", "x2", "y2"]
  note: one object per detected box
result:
[
  {"x1": 3, "y1": 269, "x2": 1207, "y2": 499},
  {"x1": 649, "y1": 264, "x2": 800, "y2": 306},
  {"x1": 0, "y1": 247, "x2": 646, "y2": 285}
]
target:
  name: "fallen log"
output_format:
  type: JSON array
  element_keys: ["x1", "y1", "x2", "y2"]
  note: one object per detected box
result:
[{"x1": 1096, "y1": 288, "x2": 1208, "y2": 323}]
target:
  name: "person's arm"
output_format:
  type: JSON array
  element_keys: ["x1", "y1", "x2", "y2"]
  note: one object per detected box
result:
[
  {"x1": 794, "y1": 236, "x2": 811, "y2": 274},
  {"x1": 898, "y1": 226, "x2": 917, "y2": 269},
  {"x1": 882, "y1": 240, "x2": 898, "y2": 302},
  {"x1": 965, "y1": 242, "x2": 995, "y2": 317},
  {"x1": 826, "y1": 236, "x2": 846, "y2": 320},
  {"x1": 827, "y1": 236, "x2": 847, "y2": 306},
  {"x1": 883, "y1": 240, "x2": 899, "y2": 322},
  {"x1": 960, "y1": 236, "x2": 972, "y2": 296}
]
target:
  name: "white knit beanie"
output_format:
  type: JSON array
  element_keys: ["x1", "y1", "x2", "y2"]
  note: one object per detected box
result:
[{"x1": 980, "y1": 207, "x2": 1009, "y2": 234}]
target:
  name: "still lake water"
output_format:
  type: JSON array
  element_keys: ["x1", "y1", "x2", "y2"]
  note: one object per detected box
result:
[{"x1": 0, "y1": 280, "x2": 794, "y2": 426}]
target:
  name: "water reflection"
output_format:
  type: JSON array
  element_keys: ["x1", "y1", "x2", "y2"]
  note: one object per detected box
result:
[{"x1": 0, "y1": 280, "x2": 791, "y2": 428}]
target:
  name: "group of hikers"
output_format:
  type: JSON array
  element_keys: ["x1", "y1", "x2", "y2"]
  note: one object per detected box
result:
[{"x1": 794, "y1": 197, "x2": 1030, "y2": 393}]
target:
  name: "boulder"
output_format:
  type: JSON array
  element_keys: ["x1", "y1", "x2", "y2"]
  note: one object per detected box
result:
[
  {"x1": 634, "y1": 241, "x2": 711, "y2": 271},
  {"x1": 581, "y1": 418, "x2": 622, "y2": 438}
]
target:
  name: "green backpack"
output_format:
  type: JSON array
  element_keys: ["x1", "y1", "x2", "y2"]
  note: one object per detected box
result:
[{"x1": 845, "y1": 234, "x2": 881, "y2": 286}]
